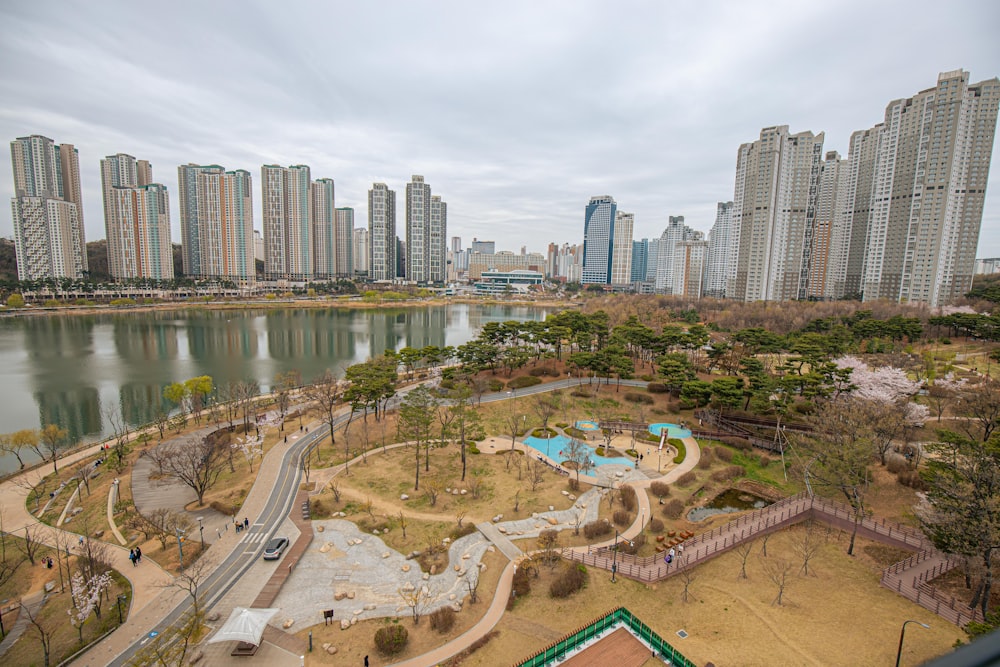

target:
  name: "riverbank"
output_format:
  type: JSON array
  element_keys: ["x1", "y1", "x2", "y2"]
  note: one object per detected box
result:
[{"x1": 0, "y1": 295, "x2": 574, "y2": 319}]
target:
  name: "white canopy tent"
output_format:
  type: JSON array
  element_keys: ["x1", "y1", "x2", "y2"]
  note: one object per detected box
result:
[{"x1": 206, "y1": 607, "x2": 279, "y2": 647}]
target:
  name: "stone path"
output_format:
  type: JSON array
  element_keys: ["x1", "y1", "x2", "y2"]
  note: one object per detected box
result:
[{"x1": 0, "y1": 591, "x2": 46, "y2": 658}]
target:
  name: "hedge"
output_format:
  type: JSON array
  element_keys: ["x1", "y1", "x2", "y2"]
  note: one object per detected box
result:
[
  {"x1": 670, "y1": 438, "x2": 686, "y2": 464},
  {"x1": 508, "y1": 375, "x2": 542, "y2": 389}
]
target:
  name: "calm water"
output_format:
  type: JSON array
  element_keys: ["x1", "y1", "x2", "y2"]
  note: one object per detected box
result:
[{"x1": 0, "y1": 303, "x2": 549, "y2": 473}]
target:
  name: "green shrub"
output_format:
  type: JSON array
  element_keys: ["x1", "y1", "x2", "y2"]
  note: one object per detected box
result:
[
  {"x1": 374, "y1": 625, "x2": 409, "y2": 655},
  {"x1": 639, "y1": 374, "x2": 655, "y2": 382},
  {"x1": 549, "y1": 563, "x2": 588, "y2": 598},
  {"x1": 488, "y1": 379, "x2": 505, "y2": 392},
  {"x1": 623, "y1": 392, "x2": 654, "y2": 405},
  {"x1": 583, "y1": 520, "x2": 612, "y2": 539},
  {"x1": 429, "y1": 606, "x2": 456, "y2": 633},
  {"x1": 647, "y1": 382, "x2": 669, "y2": 393},
  {"x1": 595, "y1": 447, "x2": 605, "y2": 456},
  {"x1": 662, "y1": 499, "x2": 685, "y2": 519},
  {"x1": 555, "y1": 422, "x2": 569, "y2": 429},
  {"x1": 509, "y1": 375, "x2": 542, "y2": 389},
  {"x1": 531, "y1": 427, "x2": 557, "y2": 438},
  {"x1": 565, "y1": 427, "x2": 586, "y2": 439},
  {"x1": 670, "y1": 438, "x2": 686, "y2": 464},
  {"x1": 468, "y1": 444, "x2": 480, "y2": 454}
]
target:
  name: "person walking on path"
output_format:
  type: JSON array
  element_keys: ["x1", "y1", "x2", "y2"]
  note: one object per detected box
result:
[
  {"x1": 129, "y1": 549, "x2": 137, "y2": 567},
  {"x1": 243, "y1": 517, "x2": 249, "y2": 530},
  {"x1": 135, "y1": 546, "x2": 142, "y2": 564}
]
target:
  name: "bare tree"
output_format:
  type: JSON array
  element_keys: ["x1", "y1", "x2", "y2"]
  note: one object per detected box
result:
[
  {"x1": 467, "y1": 472, "x2": 486, "y2": 500},
  {"x1": 455, "y1": 510, "x2": 467, "y2": 529},
  {"x1": 362, "y1": 497, "x2": 375, "y2": 519},
  {"x1": 153, "y1": 410, "x2": 169, "y2": 440},
  {"x1": 16, "y1": 470, "x2": 49, "y2": 514},
  {"x1": 735, "y1": 541, "x2": 753, "y2": 580},
  {"x1": 537, "y1": 529, "x2": 559, "y2": 569},
  {"x1": 465, "y1": 568, "x2": 480, "y2": 604},
  {"x1": 571, "y1": 511, "x2": 583, "y2": 536},
  {"x1": 163, "y1": 557, "x2": 211, "y2": 618},
  {"x1": 424, "y1": 481, "x2": 442, "y2": 507},
  {"x1": 763, "y1": 557, "x2": 793, "y2": 606},
  {"x1": 19, "y1": 523, "x2": 43, "y2": 566},
  {"x1": 794, "y1": 523, "x2": 823, "y2": 576},
  {"x1": 76, "y1": 462, "x2": 97, "y2": 497},
  {"x1": 304, "y1": 369, "x2": 344, "y2": 457},
  {"x1": 398, "y1": 585, "x2": 437, "y2": 625},
  {"x1": 563, "y1": 438, "x2": 592, "y2": 486},
  {"x1": 328, "y1": 479, "x2": 342, "y2": 504},
  {"x1": 760, "y1": 532, "x2": 773, "y2": 557},
  {"x1": 678, "y1": 556, "x2": 697, "y2": 602},
  {"x1": 513, "y1": 489, "x2": 521, "y2": 513},
  {"x1": 20, "y1": 598, "x2": 54, "y2": 667},
  {"x1": 163, "y1": 435, "x2": 227, "y2": 506},
  {"x1": 126, "y1": 607, "x2": 202, "y2": 667},
  {"x1": 398, "y1": 511, "x2": 408, "y2": 539},
  {"x1": 527, "y1": 458, "x2": 546, "y2": 491}
]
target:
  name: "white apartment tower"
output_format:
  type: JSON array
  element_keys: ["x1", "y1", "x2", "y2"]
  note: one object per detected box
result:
[
  {"x1": 654, "y1": 216, "x2": 699, "y2": 292},
  {"x1": 705, "y1": 202, "x2": 734, "y2": 297},
  {"x1": 177, "y1": 164, "x2": 255, "y2": 284},
  {"x1": 311, "y1": 177, "x2": 337, "y2": 279},
  {"x1": 353, "y1": 227, "x2": 369, "y2": 275},
  {"x1": 101, "y1": 153, "x2": 173, "y2": 281},
  {"x1": 335, "y1": 207, "x2": 354, "y2": 277},
  {"x1": 856, "y1": 70, "x2": 999, "y2": 306},
  {"x1": 368, "y1": 183, "x2": 396, "y2": 281},
  {"x1": 611, "y1": 211, "x2": 634, "y2": 285},
  {"x1": 404, "y1": 176, "x2": 447, "y2": 284},
  {"x1": 730, "y1": 126, "x2": 824, "y2": 301},
  {"x1": 806, "y1": 151, "x2": 852, "y2": 299},
  {"x1": 262, "y1": 164, "x2": 313, "y2": 281},
  {"x1": 673, "y1": 240, "x2": 709, "y2": 299},
  {"x1": 10, "y1": 135, "x2": 88, "y2": 280}
]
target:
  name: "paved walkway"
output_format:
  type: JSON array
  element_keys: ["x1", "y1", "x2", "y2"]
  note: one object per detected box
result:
[{"x1": 0, "y1": 591, "x2": 46, "y2": 658}]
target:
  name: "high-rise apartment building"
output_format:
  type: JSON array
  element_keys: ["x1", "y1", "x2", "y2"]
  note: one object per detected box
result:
[
  {"x1": 107, "y1": 184, "x2": 173, "y2": 280},
  {"x1": 470, "y1": 239, "x2": 495, "y2": 255},
  {"x1": 611, "y1": 211, "x2": 634, "y2": 285},
  {"x1": 353, "y1": 227, "x2": 369, "y2": 275},
  {"x1": 673, "y1": 240, "x2": 709, "y2": 299},
  {"x1": 404, "y1": 176, "x2": 447, "y2": 284},
  {"x1": 10, "y1": 135, "x2": 88, "y2": 280},
  {"x1": 311, "y1": 178, "x2": 336, "y2": 279},
  {"x1": 581, "y1": 196, "x2": 618, "y2": 284},
  {"x1": 730, "y1": 126, "x2": 824, "y2": 301},
  {"x1": 335, "y1": 207, "x2": 354, "y2": 277},
  {"x1": 855, "y1": 70, "x2": 999, "y2": 306},
  {"x1": 806, "y1": 152, "x2": 852, "y2": 299},
  {"x1": 368, "y1": 183, "x2": 396, "y2": 281},
  {"x1": 101, "y1": 153, "x2": 172, "y2": 281},
  {"x1": 451, "y1": 236, "x2": 462, "y2": 253},
  {"x1": 653, "y1": 216, "x2": 700, "y2": 292},
  {"x1": 705, "y1": 202, "x2": 734, "y2": 297},
  {"x1": 262, "y1": 164, "x2": 313, "y2": 281},
  {"x1": 177, "y1": 164, "x2": 255, "y2": 284}
]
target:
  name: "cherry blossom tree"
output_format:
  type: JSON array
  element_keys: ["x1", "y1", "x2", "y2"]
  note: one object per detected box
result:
[
  {"x1": 833, "y1": 356, "x2": 927, "y2": 427},
  {"x1": 232, "y1": 433, "x2": 263, "y2": 473},
  {"x1": 68, "y1": 570, "x2": 113, "y2": 643}
]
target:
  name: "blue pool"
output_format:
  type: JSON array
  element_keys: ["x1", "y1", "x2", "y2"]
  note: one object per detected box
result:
[
  {"x1": 648, "y1": 422, "x2": 692, "y2": 439},
  {"x1": 521, "y1": 434, "x2": 624, "y2": 475}
]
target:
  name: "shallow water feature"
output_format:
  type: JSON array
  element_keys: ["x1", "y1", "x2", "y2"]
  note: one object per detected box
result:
[{"x1": 686, "y1": 488, "x2": 772, "y2": 522}]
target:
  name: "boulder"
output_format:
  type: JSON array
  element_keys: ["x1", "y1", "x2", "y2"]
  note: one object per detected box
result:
[
  {"x1": 44, "y1": 581, "x2": 55, "y2": 593},
  {"x1": 364, "y1": 603, "x2": 376, "y2": 611},
  {"x1": 326, "y1": 646, "x2": 338, "y2": 655},
  {"x1": 347, "y1": 591, "x2": 356, "y2": 600},
  {"x1": 334, "y1": 591, "x2": 347, "y2": 601},
  {"x1": 317, "y1": 525, "x2": 325, "y2": 532},
  {"x1": 561, "y1": 490, "x2": 569, "y2": 496},
  {"x1": 460, "y1": 489, "x2": 467, "y2": 495},
  {"x1": 282, "y1": 618, "x2": 294, "y2": 629},
  {"x1": 340, "y1": 619, "x2": 351, "y2": 630},
  {"x1": 487, "y1": 545, "x2": 496, "y2": 553},
  {"x1": 400, "y1": 494, "x2": 409, "y2": 501},
  {"x1": 401, "y1": 564, "x2": 411, "y2": 572},
  {"x1": 382, "y1": 552, "x2": 390, "y2": 559},
  {"x1": 454, "y1": 564, "x2": 461, "y2": 571},
  {"x1": 322, "y1": 643, "x2": 331, "y2": 650},
  {"x1": 443, "y1": 537, "x2": 451, "y2": 544},
  {"x1": 373, "y1": 529, "x2": 380, "y2": 535},
  {"x1": 352, "y1": 609, "x2": 362, "y2": 616},
  {"x1": 548, "y1": 505, "x2": 555, "y2": 511},
  {"x1": 350, "y1": 617, "x2": 358, "y2": 626},
  {"x1": 429, "y1": 565, "x2": 437, "y2": 575},
  {"x1": 568, "y1": 494, "x2": 576, "y2": 500},
  {"x1": 422, "y1": 573, "x2": 429, "y2": 580},
  {"x1": 497, "y1": 526, "x2": 507, "y2": 533},
  {"x1": 547, "y1": 517, "x2": 558, "y2": 525},
  {"x1": 448, "y1": 593, "x2": 456, "y2": 601},
  {"x1": 462, "y1": 553, "x2": 470, "y2": 559},
  {"x1": 445, "y1": 488, "x2": 451, "y2": 493},
  {"x1": 206, "y1": 611, "x2": 221, "y2": 622}
]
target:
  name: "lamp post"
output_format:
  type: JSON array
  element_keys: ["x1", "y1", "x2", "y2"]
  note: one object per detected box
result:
[
  {"x1": 197, "y1": 516, "x2": 204, "y2": 550},
  {"x1": 895, "y1": 620, "x2": 930, "y2": 667},
  {"x1": 176, "y1": 528, "x2": 186, "y2": 571},
  {"x1": 611, "y1": 530, "x2": 634, "y2": 583},
  {"x1": 117, "y1": 593, "x2": 127, "y2": 625}
]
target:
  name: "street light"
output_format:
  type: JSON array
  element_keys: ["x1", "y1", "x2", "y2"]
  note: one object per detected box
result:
[
  {"x1": 117, "y1": 593, "x2": 128, "y2": 625},
  {"x1": 197, "y1": 516, "x2": 204, "y2": 550},
  {"x1": 895, "y1": 619, "x2": 930, "y2": 667},
  {"x1": 611, "y1": 529, "x2": 634, "y2": 583}
]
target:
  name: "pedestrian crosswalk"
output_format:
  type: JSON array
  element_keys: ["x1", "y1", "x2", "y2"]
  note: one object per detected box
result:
[{"x1": 242, "y1": 531, "x2": 267, "y2": 545}]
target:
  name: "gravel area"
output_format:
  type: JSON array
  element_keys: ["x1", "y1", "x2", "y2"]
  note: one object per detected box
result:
[{"x1": 271, "y1": 520, "x2": 491, "y2": 628}]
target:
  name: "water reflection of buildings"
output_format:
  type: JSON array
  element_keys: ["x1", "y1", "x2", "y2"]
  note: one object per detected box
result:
[
  {"x1": 397, "y1": 308, "x2": 448, "y2": 349},
  {"x1": 186, "y1": 316, "x2": 259, "y2": 360},
  {"x1": 35, "y1": 387, "x2": 102, "y2": 443},
  {"x1": 119, "y1": 382, "x2": 170, "y2": 429},
  {"x1": 112, "y1": 317, "x2": 179, "y2": 361}
]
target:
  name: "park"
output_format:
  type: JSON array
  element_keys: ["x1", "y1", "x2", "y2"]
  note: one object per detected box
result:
[{"x1": 0, "y1": 299, "x2": 997, "y2": 666}]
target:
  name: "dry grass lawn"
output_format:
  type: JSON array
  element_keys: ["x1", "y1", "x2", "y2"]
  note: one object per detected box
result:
[{"x1": 461, "y1": 525, "x2": 964, "y2": 667}]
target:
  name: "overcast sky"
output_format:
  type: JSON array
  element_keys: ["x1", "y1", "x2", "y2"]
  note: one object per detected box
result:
[{"x1": 2, "y1": 1, "x2": 999, "y2": 257}]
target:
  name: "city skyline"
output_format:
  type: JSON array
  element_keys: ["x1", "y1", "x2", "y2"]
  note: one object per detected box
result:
[{"x1": 1, "y1": 2, "x2": 997, "y2": 257}]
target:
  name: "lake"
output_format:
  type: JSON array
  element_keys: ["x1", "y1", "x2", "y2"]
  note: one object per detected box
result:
[{"x1": 0, "y1": 303, "x2": 551, "y2": 473}]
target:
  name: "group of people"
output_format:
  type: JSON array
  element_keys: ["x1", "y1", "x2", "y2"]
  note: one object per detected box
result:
[
  {"x1": 129, "y1": 546, "x2": 143, "y2": 566},
  {"x1": 663, "y1": 544, "x2": 683, "y2": 564},
  {"x1": 235, "y1": 517, "x2": 250, "y2": 533}
]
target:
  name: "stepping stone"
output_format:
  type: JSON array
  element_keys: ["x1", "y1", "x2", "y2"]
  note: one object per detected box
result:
[
  {"x1": 347, "y1": 591, "x2": 355, "y2": 599},
  {"x1": 462, "y1": 553, "x2": 470, "y2": 559},
  {"x1": 382, "y1": 552, "x2": 390, "y2": 559},
  {"x1": 364, "y1": 603, "x2": 376, "y2": 610},
  {"x1": 400, "y1": 494, "x2": 409, "y2": 500},
  {"x1": 335, "y1": 592, "x2": 347, "y2": 601},
  {"x1": 401, "y1": 564, "x2": 411, "y2": 572}
]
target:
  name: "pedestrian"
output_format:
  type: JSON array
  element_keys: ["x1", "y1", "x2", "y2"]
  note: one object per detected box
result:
[
  {"x1": 365, "y1": 656, "x2": 369, "y2": 667},
  {"x1": 668, "y1": 547, "x2": 675, "y2": 562},
  {"x1": 79, "y1": 535, "x2": 84, "y2": 548},
  {"x1": 46, "y1": 556, "x2": 53, "y2": 569},
  {"x1": 129, "y1": 549, "x2": 137, "y2": 566},
  {"x1": 678, "y1": 543, "x2": 684, "y2": 556},
  {"x1": 135, "y1": 546, "x2": 142, "y2": 563},
  {"x1": 244, "y1": 517, "x2": 249, "y2": 530}
]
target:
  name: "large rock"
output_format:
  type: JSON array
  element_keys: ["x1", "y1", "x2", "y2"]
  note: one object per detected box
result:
[
  {"x1": 334, "y1": 591, "x2": 347, "y2": 601},
  {"x1": 547, "y1": 517, "x2": 559, "y2": 525},
  {"x1": 326, "y1": 646, "x2": 338, "y2": 655},
  {"x1": 282, "y1": 618, "x2": 294, "y2": 629},
  {"x1": 401, "y1": 564, "x2": 411, "y2": 572},
  {"x1": 317, "y1": 525, "x2": 325, "y2": 532},
  {"x1": 347, "y1": 591, "x2": 356, "y2": 600},
  {"x1": 400, "y1": 494, "x2": 409, "y2": 501},
  {"x1": 340, "y1": 619, "x2": 351, "y2": 630}
]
